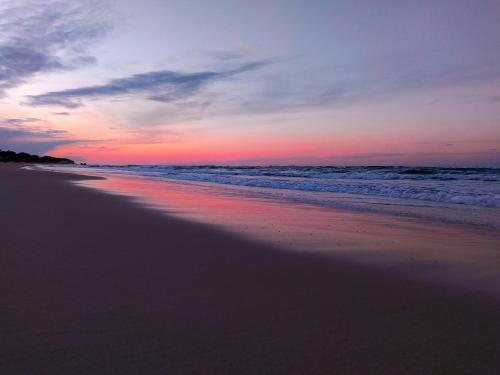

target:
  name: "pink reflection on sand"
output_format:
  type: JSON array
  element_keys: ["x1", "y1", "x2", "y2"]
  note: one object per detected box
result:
[{"x1": 75, "y1": 172, "x2": 500, "y2": 298}]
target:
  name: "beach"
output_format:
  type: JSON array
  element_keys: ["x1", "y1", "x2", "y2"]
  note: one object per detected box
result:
[{"x1": 2, "y1": 163, "x2": 500, "y2": 374}]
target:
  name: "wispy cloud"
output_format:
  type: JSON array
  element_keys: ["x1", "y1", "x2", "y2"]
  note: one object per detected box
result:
[
  {"x1": 5, "y1": 117, "x2": 41, "y2": 125},
  {"x1": 26, "y1": 60, "x2": 271, "y2": 108},
  {"x1": 0, "y1": 0, "x2": 111, "y2": 95},
  {"x1": 0, "y1": 126, "x2": 73, "y2": 154},
  {"x1": 384, "y1": 63, "x2": 500, "y2": 94},
  {"x1": 0, "y1": 116, "x2": 106, "y2": 154},
  {"x1": 234, "y1": 60, "x2": 500, "y2": 115}
]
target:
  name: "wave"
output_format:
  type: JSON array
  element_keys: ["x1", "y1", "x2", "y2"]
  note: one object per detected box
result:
[
  {"x1": 92, "y1": 165, "x2": 500, "y2": 181},
  {"x1": 85, "y1": 165, "x2": 500, "y2": 208}
]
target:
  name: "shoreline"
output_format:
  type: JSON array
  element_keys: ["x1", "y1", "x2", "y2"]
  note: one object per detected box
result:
[
  {"x1": 2, "y1": 163, "x2": 500, "y2": 374},
  {"x1": 37, "y1": 164, "x2": 500, "y2": 233},
  {"x1": 45, "y1": 164, "x2": 500, "y2": 300}
]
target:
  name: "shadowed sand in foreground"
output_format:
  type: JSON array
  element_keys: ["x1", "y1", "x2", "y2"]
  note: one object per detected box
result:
[{"x1": 1, "y1": 163, "x2": 499, "y2": 374}]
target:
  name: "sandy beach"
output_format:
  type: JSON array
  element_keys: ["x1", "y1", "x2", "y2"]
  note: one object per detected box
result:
[{"x1": 1, "y1": 163, "x2": 500, "y2": 374}]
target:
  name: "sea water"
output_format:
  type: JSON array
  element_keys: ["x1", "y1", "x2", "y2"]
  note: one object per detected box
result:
[{"x1": 85, "y1": 165, "x2": 500, "y2": 207}]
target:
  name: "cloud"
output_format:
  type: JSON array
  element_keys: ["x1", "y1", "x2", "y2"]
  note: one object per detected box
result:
[
  {"x1": 203, "y1": 50, "x2": 247, "y2": 61},
  {"x1": 26, "y1": 60, "x2": 272, "y2": 108},
  {"x1": 239, "y1": 84, "x2": 347, "y2": 114},
  {"x1": 243, "y1": 59, "x2": 500, "y2": 115},
  {"x1": 0, "y1": 116, "x2": 106, "y2": 154},
  {"x1": 0, "y1": 116, "x2": 81, "y2": 154},
  {"x1": 0, "y1": 126, "x2": 74, "y2": 154},
  {"x1": 386, "y1": 63, "x2": 500, "y2": 94},
  {"x1": 52, "y1": 112, "x2": 70, "y2": 116},
  {"x1": 0, "y1": 0, "x2": 111, "y2": 95},
  {"x1": 5, "y1": 117, "x2": 41, "y2": 125}
]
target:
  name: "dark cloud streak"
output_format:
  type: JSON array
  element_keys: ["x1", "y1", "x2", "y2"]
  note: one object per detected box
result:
[
  {"x1": 26, "y1": 60, "x2": 272, "y2": 108},
  {"x1": 5, "y1": 117, "x2": 41, "y2": 125},
  {"x1": 0, "y1": 126, "x2": 73, "y2": 154}
]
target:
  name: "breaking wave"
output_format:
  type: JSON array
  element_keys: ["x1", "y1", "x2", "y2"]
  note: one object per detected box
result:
[{"x1": 86, "y1": 165, "x2": 500, "y2": 208}]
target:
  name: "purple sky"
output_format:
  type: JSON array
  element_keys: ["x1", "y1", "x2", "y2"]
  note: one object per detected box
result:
[{"x1": 1, "y1": 0, "x2": 499, "y2": 166}]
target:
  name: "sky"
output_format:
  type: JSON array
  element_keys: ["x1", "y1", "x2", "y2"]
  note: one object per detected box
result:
[{"x1": 1, "y1": 0, "x2": 499, "y2": 166}]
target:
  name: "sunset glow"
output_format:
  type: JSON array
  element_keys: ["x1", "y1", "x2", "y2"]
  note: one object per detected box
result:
[{"x1": 1, "y1": 0, "x2": 499, "y2": 166}]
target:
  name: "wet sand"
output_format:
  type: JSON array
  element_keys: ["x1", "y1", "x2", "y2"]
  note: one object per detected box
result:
[
  {"x1": 70, "y1": 169, "x2": 500, "y2": 298},
  {"x1": 1, "y1": 163, "x2": 500, "y2": 374}
]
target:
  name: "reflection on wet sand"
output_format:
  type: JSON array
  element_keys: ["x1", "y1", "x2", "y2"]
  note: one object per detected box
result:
[{"x1": 74, "y1": 172, "x2": 500, "y2": 298}]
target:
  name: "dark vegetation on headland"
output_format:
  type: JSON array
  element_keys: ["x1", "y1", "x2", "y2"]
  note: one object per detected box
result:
[{"x1": 0, "y1": 150, "x2": 74, "y2": 164}]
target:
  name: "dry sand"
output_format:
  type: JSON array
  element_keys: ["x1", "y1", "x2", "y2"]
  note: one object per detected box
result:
[{"x1": 1, "y1": 163, "x2": 499, "y2": 374}]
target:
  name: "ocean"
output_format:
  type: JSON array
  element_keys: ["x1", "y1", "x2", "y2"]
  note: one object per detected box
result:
[{"x1": 86, "y1": 165, "x2": 500, "y2": 208}]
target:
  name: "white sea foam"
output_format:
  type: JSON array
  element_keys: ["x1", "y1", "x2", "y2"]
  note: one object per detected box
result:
[{"x1": 78, "y1": 165, "x2": 500, "y2": 208}]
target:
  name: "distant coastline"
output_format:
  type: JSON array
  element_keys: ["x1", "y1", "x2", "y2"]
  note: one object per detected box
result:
[{"x1": 0, "y1": 150, "x2": 74, "y2": 164}]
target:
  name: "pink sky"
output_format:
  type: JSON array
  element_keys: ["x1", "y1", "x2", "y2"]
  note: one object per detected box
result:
[{"x1": 1, "y1": 0, "x2": 499, "y2": 166}]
